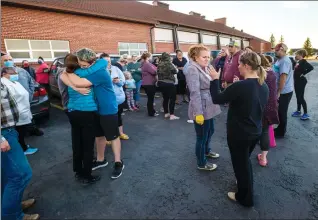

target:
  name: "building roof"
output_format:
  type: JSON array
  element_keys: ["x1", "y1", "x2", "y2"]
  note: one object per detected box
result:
[{"x1": 2, "y1": 0, "x2": 269, "y2": 43}]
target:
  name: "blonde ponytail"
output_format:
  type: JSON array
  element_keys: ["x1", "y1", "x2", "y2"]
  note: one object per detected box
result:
[{"x1": 258, "y1": 66, "x2": 267, "y2": 85}]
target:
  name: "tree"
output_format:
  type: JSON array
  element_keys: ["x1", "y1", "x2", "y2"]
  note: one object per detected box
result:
[
  {"x1": 303, "y1": 37, "x2": 314, "y2": 56},
  {"x1": 288, "y1": 49, "x2": 294, "y2": 55},
  {"x1": 279, "y1": 35, "x2": 284, "y2": 43},
  {"x1": 269, "y1": 34, "x2": 276, "y2": 48}
]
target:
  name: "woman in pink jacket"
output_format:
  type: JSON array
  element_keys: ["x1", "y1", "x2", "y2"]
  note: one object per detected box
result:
[{"x1": 141, "y1": 52, "x2": 159, "y2": 117}]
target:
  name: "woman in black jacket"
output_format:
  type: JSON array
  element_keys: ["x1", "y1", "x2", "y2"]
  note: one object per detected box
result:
[
  {"x1": 208, "y1": 51, "x2": 269, "y2": 207},
  {"x1": 291, "y1": 49, "x2": 314, "y2": 120}
]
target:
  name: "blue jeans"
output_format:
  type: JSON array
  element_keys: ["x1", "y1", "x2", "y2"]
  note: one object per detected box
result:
[
  {"x1": 134, "y1": 80, "x2": 142, "y2": 102},
  {"x1": 194, "y1": 118, "x2": 214, "y2": 167},
  {"x1": 1, "y1": 128, "x2": 32, "y2": 220}
]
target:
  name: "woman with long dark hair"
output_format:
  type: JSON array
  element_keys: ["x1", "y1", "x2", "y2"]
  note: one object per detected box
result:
[
  {"x1": 140, "y1": 52, "x2": 159, "y2": 117},
  {"x1": 209, "y1": 51, "x2": 269, "y2": 207},
  {"x1": 257, "y1": 55, "x2": 279, "y2": 166}
]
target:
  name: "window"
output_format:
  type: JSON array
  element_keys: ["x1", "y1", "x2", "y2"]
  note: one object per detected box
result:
[
  {"x1": 154, "y1": 28, "x2": 173, "y2": 42},
  {"x1": 220, "y1": 37, "x2": 230, "y2": 46},
  {"x1": 243, "y1": 40, "x2": 250, "y2": 47},
  {"x1": 202, "y1": 34, "x2": 217, "y2": 45},
  {"x1": 4, "y1": 39, "x2": 70, "y2": 62},
  {"x1": 118, "y1": 42, "x2": 147, "y2": 55},
  {"x1": 178, "y1": 31, "x2": 199, "y2": 44}
]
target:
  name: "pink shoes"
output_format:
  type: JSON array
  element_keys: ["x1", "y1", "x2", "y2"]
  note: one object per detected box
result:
[{"x1": 257, "y1": 154, "x2": 268, "y2": 167}]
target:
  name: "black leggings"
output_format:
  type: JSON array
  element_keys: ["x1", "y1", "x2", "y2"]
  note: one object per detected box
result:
[
  {"x1": 294, "y1": 78, "x2": 308, "y2": 114},
  {"x1": 67, "y1": 111, "x2": 96, "y2": 177},
  {"x1": 260, "y1": 122, "x2": 269, "y2": 151},
  {"x1": 159, "y1": 81, "x2": 176, "y2": 115},
  {"x1": 227, "y1": 135, "x2": 259, "y2": 207},
  {"x1": 143, "y1": 85, "x2": 156, "y2": 116},
  {"x1": 16, "y1": 124, "x2": 29, "y2": 152}
]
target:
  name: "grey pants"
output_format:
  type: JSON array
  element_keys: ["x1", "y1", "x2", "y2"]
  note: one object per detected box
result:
[{"x1": 260, "y1": 123, "x2": 270, "y2": 151}]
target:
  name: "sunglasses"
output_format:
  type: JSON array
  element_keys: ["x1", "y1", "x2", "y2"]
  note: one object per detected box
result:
[{"x1": 228, "y1": 45, "x2": 233, "y2": 48}]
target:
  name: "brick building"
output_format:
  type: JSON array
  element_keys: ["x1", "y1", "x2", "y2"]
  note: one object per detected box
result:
[{"x1": 1, "y1": 0, "x2": 271, "y2": 64}]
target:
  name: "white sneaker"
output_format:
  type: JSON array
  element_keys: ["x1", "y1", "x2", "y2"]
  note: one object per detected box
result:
[
  {"x1": 170, "y1": 115, "x2": 180, "y2": 120},
  {"x1": 165, "y1": 113, "x2": 170, "y2": 118},
  {"x1": 187, "y1": 120, "x2": 194, "y2": 124}
]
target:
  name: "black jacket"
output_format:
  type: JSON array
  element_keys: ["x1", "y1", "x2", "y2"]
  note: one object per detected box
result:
[{"x1": 294, "y1": 59, "x2": 314, "y2": 80}]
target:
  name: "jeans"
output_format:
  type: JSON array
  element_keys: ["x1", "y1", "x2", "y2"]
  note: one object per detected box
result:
[
  {"x1": 1, "y1": 128, "x2": 32, "y2": 220},
  {"x1": 194, "y1": 118, "x2": 214, "y2": 167},
  {"x1": 67, "y1": 111, "x2": 96, "y2": 177},
  {"x1": 158, "y1": 81, "x2": 176, "y2": 114},
  {"x1": 143, "y1": 85, "x2": 156, "y2": 116},
  {"x1": 294, "y1": 78, "x2": 308, "y2": 113},
  {"x1": 275, "y1": 91, "x2": 293, "y2": 136},
  {"x1": 227, "y1": 135, "x2": 259, "y2": 207},
  {"x1": 134, "y1": 80, "x2": 142, "y2": 102}
]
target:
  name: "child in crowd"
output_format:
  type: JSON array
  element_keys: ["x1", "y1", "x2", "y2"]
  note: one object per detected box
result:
[{"x1": 124, "y1": 71, "x2": 138, "y2": 111}]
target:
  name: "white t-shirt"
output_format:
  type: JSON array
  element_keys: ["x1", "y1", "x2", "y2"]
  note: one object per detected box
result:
[{"x1": 1, "y1": 77, "x2": 32, "y2": 126}]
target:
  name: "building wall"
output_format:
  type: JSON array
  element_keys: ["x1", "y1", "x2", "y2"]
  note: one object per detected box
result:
[
  {"x1": 179, "y1": 43, "x2": 197, "y2": 53},
  {"x1": 154, "y1": 42, "x2": 175, "y2": 53},
  {"x1": 249, "y1": 39, "x2": 262, "y2": 53},
  {"x1": 204, "y1": 45, "x2": 218, "y2": 51},
  {"x1": 1, "y1": 6, "x2": 152, "y2": 54}
]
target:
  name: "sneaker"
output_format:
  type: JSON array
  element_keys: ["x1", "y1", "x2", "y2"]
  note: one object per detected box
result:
[
  {"x1": 197, "y1": 163, "x2": 217, "y2": 171},
  {"x1": 165, "y1": 113, "x2": 170, "y2": 118},
  {"x1": 206, "y1": 151, "x2": 220, "y2": 158},
  {"x1": 75, "y1": 172, "x2": 82, "y2": 181},
  {"x1": 292, "y1": 111, "x2": 302, "y2": 117},
  {"x1": 160, "y1": 107, "x2": 164, "y2": 113},
  {"x1": 170, "y1": 115, "x2": 180, "y2": 120},
  {"x1": 111, "y1": 161, "x2": 125, "y2": 179},
  {"x1": 92, "y1": 159, "x2": 108, "y2": 171},
  {"x1": 123, "y1": 108, "x2": 129, "y2": 112},
  {"x1": 82, "y1": 175, "x2": 101, "y2": 185},
  {"x1": 150, "y1": 113, "x2": 159, "y2": 117},
  {"x1": 133, "y1": 107, "x2": 139, "y2": 111},
  {"x1": 24, "y1": 146, "x2": 38, "y2": 155},
  {"x1": 23, "y1": 214, "x2": 40, "y2": 220},
  {"x1": 300, "y1": 113, "x2": 310, "y2": 120},
  {"x1": 22, "y1": 198, "x2": 36, "y2": 210},
  {"x1": 121, "y1": 113, "x2": 125, "y2": 116},
  {"x1": 29, "y1": 128, "x2": 44, "y2": 136},
  {"x1": 187, "y1": 120, "x2": 194, "y2": 124}
]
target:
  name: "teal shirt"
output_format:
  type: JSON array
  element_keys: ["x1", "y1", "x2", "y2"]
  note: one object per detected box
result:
[
  {"x1": 76, "y1": 59, "x2": 118, "y2": 115},
  {"x1": 127, "y1": 62, "x2": 142, "y2": 82}
]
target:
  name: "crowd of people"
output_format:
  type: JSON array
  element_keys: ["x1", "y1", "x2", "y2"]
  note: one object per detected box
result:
[{"x1": 1, "y1": 40, "x2": 314, "y2": 219}]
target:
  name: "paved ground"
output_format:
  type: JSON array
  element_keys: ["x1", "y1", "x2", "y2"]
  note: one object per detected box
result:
[{"x1": 24, "y1": 62, "x2": 318, "y2": 219}]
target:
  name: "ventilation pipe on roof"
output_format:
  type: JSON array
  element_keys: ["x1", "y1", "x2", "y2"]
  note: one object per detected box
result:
[
  {"x1": 189, "y1": 11, "x2": 202, "y2": 17},
  {"x1": 152, "y1": 0, "x2": 169, "y2": 9}
]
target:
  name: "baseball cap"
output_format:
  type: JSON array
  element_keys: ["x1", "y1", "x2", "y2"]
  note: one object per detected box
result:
[
  {"x1": 228, "y1": 40, "x2": 239, "y2": 47},
  {"x1": 275, "y1": 43, "x2": 288, "y2": 52},
  {"x1": 75, "y1": 48, "x2": 96, "y2": 62}
]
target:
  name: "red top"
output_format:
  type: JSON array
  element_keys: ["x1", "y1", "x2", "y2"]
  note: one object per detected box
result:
[
  {"x1": 36, "y1": 63, "x2": 49, "y2": 84},
  {"x1": 222, "y1": 50, "x2": 243, "y2": 83}
]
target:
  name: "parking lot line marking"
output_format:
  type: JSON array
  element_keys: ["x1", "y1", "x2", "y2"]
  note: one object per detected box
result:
[{"x1": 50, "y1": 103, "x2": 64, "y2": 111}]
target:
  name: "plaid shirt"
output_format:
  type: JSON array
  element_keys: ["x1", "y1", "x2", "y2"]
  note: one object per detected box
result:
[{"x1": 1, "y1": 82, "x2": 19, "y2": 128}]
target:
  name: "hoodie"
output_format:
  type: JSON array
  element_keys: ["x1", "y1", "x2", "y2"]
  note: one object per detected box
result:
[
  {"x1": 157, "y1": 52, "x2": 178, "y2": 84},
  {"x1": 222, "y1": 50, "x2": 243, "y2": 83}
]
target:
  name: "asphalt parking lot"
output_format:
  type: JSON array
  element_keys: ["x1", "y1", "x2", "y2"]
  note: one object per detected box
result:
[{"x1": 24, "y1": 61, "x2": 318, "y2": 219}]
